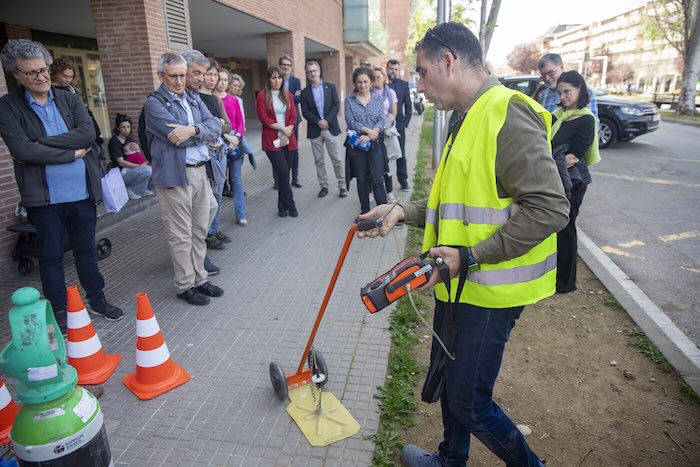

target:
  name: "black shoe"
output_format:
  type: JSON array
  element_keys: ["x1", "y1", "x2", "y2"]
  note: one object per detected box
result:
[
  {"x1": 292, "y1": 179, "x2": 302, "y2": 188},
  {"x1": 288, "y1": 208, "x2": 298, "y2": 217},
  {"x1": 401, "y1": 185, "x2": 410, "y2": 192},
  {"x1": 177, "y1": 288, "x2": 210, "y2": 306},
  {"x1": 279, "y1": 209, "x2": 288, "y2": 217},
  {"x1": 206, "y1": 234, "x2": 226, "y2": 250},
  {"x1": 222, "y1": 190, "x2": 233, "y2": 198},
  {"x1": 318, "y1": 187, "x2": 328, "y2": 197},
  {"x1": 89, "y1": 298, "x2": 124, "y2": 321},
  {"x1": 204, "y1": 256, "x2": 220, "y2": 275},
  {"x1": 214, "y1": 231, "x2": 232, "y2": 243},
  {"x1": 195, "y1": 281, "x2": 224, "y2": 297},
  {"x1": 339, "y1": 188, "x2": 348, "y2": 198}
]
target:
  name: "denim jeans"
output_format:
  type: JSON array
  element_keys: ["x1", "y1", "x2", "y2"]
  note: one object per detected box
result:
[
  {"x1": 432, "y1": 301, "x2": 543, "y2": 466},
  {"x1": 348, "y1": 145, "x2": 387, "y2": 213},
  {"x1": 121, "y1": 165, "x2": 152, "y2": 197},
  {"x1": 27, "y1": 199, "x2": 105, "y2": 315},
  {"x1": 208, "y1": 152, "x2": 228, "y2": 235},
  {"x1": 227, "y1": 154, "x2": 246, "y2": 221}
]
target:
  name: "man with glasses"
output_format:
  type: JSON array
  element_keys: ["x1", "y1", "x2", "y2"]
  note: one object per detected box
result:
[
  {"x1": 536, "y1": 53, "x2": 598, "y2": 119},
  {"x1": 0, "y1": 39, "x2": 124, "y2": 333},
  {"x1": 357, "y1": 23, "x2": 569, "y2": 466},
  {"x1": 386, "y1": 59, "x2": 412, "y2": 192},
  {"x1": 278, "y1": 54, "x2": 303, "y2": 188},
  {"x1": 144, "y1": 51, "x2": 223, "y2": 306}
]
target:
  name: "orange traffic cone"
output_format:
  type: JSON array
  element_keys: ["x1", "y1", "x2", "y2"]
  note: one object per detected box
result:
[
  {"x1": 0, "y1": 377, "x2": 19, "y2": 445},
  {"x1": 123, "y1": 293, "x2": 190, "y2": 400},
  {"x1": 66, "y1": 286, "x2": 121, "y2": 385}
]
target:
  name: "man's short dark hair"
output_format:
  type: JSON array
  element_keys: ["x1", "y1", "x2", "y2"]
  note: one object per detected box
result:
[
  {"x1": 557, "y1": 71, "x2": 590, "y2": 109},
  {"x1": 278, "y1": 54, "x2": 293, "y2": 66},
  {"x1": 538, "y1": 53, "x2": 563, "y2": 70},
  {"x1": 415, "y1": 22, "x2": 483, "y2": 70},
  {"x1": 387, "y1": 59, "x2": 400, "y2": 67}
]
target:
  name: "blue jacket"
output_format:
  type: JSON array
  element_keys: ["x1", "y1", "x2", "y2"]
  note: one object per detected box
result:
[
  {"x1": 287, "y1": 75, "x2": 303, "y2": 124},
  {"x1": 144, "y1": 84, "x2": 221, "y2": 188},
  {"x1": 389, "y1": 78, "x2": 412, "y2": 132}
]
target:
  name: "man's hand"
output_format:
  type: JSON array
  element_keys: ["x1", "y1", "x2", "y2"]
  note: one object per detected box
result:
[
  {"x1": 318, "y1": 119, "x2": 329, "y2": 130},
  {"x1": 419, "y1": 246, "x2": 461, "y2": 290},
  {"x1": 74, "y1": 147, "x2": 91, "y2": 159},
  {"x1": 356, "y1": 204, "x2": 406, "y2": 238},
  {"x1": 565, "y1": 154, "x2": 579, "y2": 168},
  {"x1": 166, "y1": 123, "x2": 195, "y2": 146}
]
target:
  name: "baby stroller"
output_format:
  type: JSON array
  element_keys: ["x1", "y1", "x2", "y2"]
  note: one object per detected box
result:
[{"x1": 6, "y1": 205, "x2": 112, "y2": 275}]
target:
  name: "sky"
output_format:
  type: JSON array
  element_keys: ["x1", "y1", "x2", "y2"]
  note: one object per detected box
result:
[{"x1": 482, "y1": 0, "x2": 645, "y2": 67}]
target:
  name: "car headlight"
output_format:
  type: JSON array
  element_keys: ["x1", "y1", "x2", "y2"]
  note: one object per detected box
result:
[{"x1": 620, "y1": 106, "x2": 645, "y2": 115}]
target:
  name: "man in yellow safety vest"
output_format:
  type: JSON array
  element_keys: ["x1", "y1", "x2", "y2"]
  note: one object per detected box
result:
[{"x1": 358, "y1": 22, "x2": 570, "y2": 466}]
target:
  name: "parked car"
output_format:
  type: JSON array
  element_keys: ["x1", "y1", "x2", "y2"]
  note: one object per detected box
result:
[{"x1": 498, "y1": 75, "x2": 660, "y2": 149}]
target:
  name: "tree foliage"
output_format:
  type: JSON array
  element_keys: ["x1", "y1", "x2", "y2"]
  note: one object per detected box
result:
[{"x1": 506, "y1": 42, "x2": 541, "y2": 74}]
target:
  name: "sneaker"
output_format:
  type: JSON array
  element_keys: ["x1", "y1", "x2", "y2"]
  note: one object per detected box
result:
[
  {"x1": 214, "y1": 231, "x2": 232, "y2": 243},
  {"x1": 195, "y1": 281, "x2": 224, "y2": 297},
  {"x1": 291, "y1": 178, "x2": 302, "y2": 188},
  {"x1": 400, "y1": 445, "x2": 442, "y2": 467},
  {"x1": 127, "y1": 189, "x2": 142, "y2": 200},
  {"x1": 288, "y1": 208, "x2": 298, "y2": 218},
  {"x1": 401, "y1": 185, "x2": 411, "y2": 192},
  {"x1": 177, "y1": 288, "x2": 210, "y2": 306},
  {"x1": 222, "y1": 190, "x2": 234, "y2": 198},
  {"x1": 238, "y1": 219, "x2": 248, "y2": 226},
  {"x1": 339, "y1": 188, "x2": 348, "y2": 198},
  {"x1": 144, "y1": 190, "x2": 154, "y2": 196},
  {"x1": 206, "y1": 234, "x2": 226, "y2": 250},
  {"x1": 89, "y1": 298, "x2": 124, "y2": 321},
  {"x1": 204, "y1": 256, "x2": 220, "y2": 275},
  {"x1": 318, "y1": 187, "x2": 329, "y2": 198}
]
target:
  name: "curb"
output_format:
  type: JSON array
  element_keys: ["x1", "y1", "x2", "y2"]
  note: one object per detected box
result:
[
  {"x1": 577, "y1": 228, "x2": 700, "y2": 394},
  {"x1": 659, "y1": 115, "x2": 700, "y2": 128}
]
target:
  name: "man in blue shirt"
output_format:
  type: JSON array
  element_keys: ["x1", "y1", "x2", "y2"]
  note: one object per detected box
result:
[
  {"x1": 536, "y1": 53, "x2": 598, "y2": 119},
  {"x1": 0, "y1": 40, "x2": 123, "y2": 334},
  {"x1": 300, "y1": 61, "x2": 346, "y2": 198}
]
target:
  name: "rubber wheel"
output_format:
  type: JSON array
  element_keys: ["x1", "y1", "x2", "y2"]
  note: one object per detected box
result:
[
  {"x1": 599, "y1": 117, "x2": 618, "y2": 149},
  {"x1": 269, "y1": 361, "x2": 288, "y2": 401},
  {"x1": 18, "y1": 258, "x2": 33, "y2": 275},
  {"x1": 307, "y1": 348, "x2": 329, "y2": 388},
  {"x1": 96, "y1": 238, "x2": 112, "y2": 260}
]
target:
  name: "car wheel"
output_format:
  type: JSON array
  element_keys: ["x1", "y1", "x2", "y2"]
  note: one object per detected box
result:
[{"x1": 599, "y1": 117, "x2": 618, "y2": 149}]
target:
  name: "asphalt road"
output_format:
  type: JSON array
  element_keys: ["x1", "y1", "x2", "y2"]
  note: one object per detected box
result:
[{"x1": 578, "y1": 120, "x2": 700, "y2": 347}]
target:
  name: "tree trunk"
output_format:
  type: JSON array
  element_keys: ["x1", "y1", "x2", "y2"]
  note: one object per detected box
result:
[
  {"x1": 678, "y1": 0, "x2": 699, "y2": 115},
  {"x1": 479, "y1": 0, "x2": 488, "y2": 46},
  {"x1": 481, "y1": 0, "x2": 503, "y2": 60}
]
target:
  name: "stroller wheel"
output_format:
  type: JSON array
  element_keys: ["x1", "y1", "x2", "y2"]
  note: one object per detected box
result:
[
  {"x1": 18, "y1": 258, "x2": 33, "y2": 275},
  {"x1": 96, "y1": 238, "x2": 112, "y2": 260},
  {"x1": 307, "y1": 348, "x2": 329, "y2": 388},
  {"x1": 269, "y1": 361, "x2": 288, "y2": 401}
]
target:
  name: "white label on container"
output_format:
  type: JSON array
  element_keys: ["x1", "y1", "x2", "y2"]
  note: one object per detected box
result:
[
  {"x1": 73, "y1": 388, "x2": 97, "y2": 423},
  {"x1": 27, "y1": 363, "x2": 58, "y2": 381},
  {"x1": 33, "y1": 408, "x2": 65, "y2": 423}
]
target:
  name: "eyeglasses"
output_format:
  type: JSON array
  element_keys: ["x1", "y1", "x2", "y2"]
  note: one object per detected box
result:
[
  {"x1": 15, "y1": 67, "x2": 50, "y2": 80},
  {"x1": 279, "y1": 62, "x2": 292, "y2": 68},
  {"x1": 424, "y1": 28, "x2": 457, "y2": 60},
  {"x1": 160, "y1": 72, "x2": 186, "y2": 81},
  {"x1": 203, "y1": 72, "x2": 218, "y2": 77}
]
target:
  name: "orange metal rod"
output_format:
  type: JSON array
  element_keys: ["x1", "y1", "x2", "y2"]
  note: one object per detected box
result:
[{"x1": 294, "y1": 224, "x2": 359, "y2": 374}]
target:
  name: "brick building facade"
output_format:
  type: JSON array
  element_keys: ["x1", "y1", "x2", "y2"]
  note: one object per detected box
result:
[{"x1": 0, "y1": 0, "x2": 411, "y2": 275}]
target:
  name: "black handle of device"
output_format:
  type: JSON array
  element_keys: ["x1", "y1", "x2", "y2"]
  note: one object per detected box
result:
[{"x1": 356, "y1": 217, "x2": 382, "y2": 232}]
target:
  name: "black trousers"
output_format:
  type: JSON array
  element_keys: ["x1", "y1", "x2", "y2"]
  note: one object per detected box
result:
[
  {"x1": 395, "y1": 127, "x2": 408, "y2": 188},
  {"x1": 349, "y1": 145, "x2": 387, "y2": 213},
  {"x1": 557, "y1": 180, "x2": 587, "y2": 292},
  {"x1": 266, "y1": 148, "x2": 297, "y2": 212}
]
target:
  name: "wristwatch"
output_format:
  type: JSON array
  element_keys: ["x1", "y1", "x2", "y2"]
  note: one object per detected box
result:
[
  {"x1": 193, "y1": 125, "x2": 200, "y2": 136},
  {"x1": 461, "y1": 247, "x2": 480, "y2": 272}
]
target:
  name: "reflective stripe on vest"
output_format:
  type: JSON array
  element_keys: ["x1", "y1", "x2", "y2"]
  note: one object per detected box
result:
[
  {"x1": 426, "y1": 203, "x2": 521, "y2": 226},
  {"x1": 469, "y1": 252, "x2": 556, "y2": 286}
]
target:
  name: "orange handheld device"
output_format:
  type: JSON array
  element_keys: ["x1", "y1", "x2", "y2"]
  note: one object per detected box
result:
[{"x1": 360, "y1": 254, "x2": 443, "y2": 313}]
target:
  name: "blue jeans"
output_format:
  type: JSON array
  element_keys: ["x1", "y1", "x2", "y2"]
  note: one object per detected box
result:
[
  {"x1": 208, "y1": 152, "x2": 228, "y2": 235},
  {"x1": 432, "y1": 301, "x2": 542, "y2": 466},
  {"x1": 27, "y1": 199, "x2": 105, "y2": 315},
  {"x1": 227, "y1": 154, "x2": 246, "y2": 221},
  {"x1": 121, "y1": 165, "x2": 152, "y2": 197}
]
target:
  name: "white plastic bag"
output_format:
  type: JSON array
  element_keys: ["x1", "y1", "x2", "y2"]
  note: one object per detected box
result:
[{"x1": 101, "y1": 168, "x2": 129, "y2": 213}]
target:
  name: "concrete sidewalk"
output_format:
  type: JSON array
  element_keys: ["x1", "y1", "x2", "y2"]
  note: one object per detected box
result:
[{"x1": 0, "y1": 115, "x2": 424, "y2": 466}]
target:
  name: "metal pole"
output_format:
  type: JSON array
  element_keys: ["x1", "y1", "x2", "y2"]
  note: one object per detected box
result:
[{"x1": 432, "y1": 0, "x2": 447, "y2": 168}]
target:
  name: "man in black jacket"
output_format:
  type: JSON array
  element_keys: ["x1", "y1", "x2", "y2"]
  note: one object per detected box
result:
[
  {"x1": 387, "y1": 59, "x2": 413, "y2": 191},
  {"x1": 0, "y1": 40, "x2": 123, "y2": 333},
  {"x1": 300, "y1": 61, "x2": 346, "y2": 198}
]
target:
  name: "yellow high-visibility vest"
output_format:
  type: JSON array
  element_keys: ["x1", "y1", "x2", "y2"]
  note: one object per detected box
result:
[{"x1": 422, "y1": 85, "x2": 557, "y2": 308}]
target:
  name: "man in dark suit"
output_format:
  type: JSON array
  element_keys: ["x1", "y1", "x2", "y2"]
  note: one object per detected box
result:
[
  {"x1": 387, "y1": 59, "x2": 412, "y2": 191},
  {"x1": 279, "y1": 54, "x2": 303, "y2": 188},
  {"x1": 300, "y1": 61, "x2": 347, "y2": 198}
]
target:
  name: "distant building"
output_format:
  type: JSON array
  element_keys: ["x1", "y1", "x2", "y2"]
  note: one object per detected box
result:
[{"x1": 539, "y1": 3, "x2": 683, "y2": 94}]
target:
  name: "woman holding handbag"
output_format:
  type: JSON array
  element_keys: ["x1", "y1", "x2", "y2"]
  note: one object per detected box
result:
[
  {"x1": 345, "y1": 67, "x2": 387, "y2": 214},
  {"x1": 256, "y1": 66, "x2": 299, "y2": 218}
]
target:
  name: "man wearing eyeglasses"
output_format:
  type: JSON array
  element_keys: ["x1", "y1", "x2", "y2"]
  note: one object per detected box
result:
[
  {"x1": 537, "y1": 53, "x2": 598, "y2": 119},
  {"x1": 386, "y1": 59, "x2": 413, "y2": 192},
  {"x1": 357, "y1": 23, "x2": 569, "y2": 467},
  {"x1": 144, "y1": 51, "x2": 223, "y2": 306},
  {"x1": 278, "y1": 54, "x2": 303, "y2": 188},
  {"x1": 0, "y1": 39, "x2": 124, "y2": 333}
]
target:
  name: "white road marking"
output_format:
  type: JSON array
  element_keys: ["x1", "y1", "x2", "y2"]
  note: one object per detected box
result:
[
  {"x1": 681, "y1": 266, "x2": 700, "y2": 274},
  {"x1": 591, "y1": 171, "x2": 700, "y2": 189},
  {"x1": 619, "y1": 240, "x2": 645, "y2": 248},
  {"x1": 660, "y1": 231, "x2": 700, "y2": 242},
  {"x1": 601, "y1": 246, "x2": 646, "y2": 259}
]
